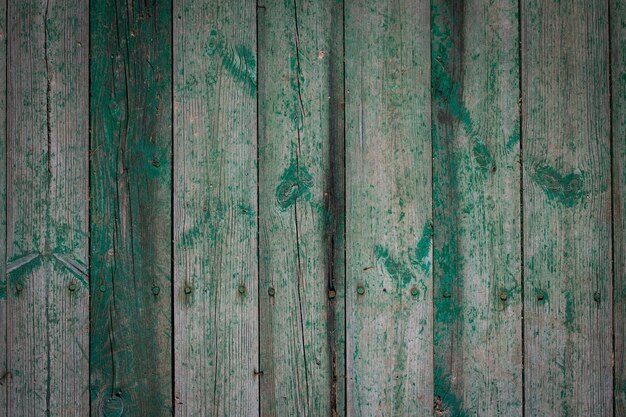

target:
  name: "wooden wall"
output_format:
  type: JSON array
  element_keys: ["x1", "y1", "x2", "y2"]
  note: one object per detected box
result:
[{"x1": 0, "y1": 0, "x2": 623, "y2": 416}]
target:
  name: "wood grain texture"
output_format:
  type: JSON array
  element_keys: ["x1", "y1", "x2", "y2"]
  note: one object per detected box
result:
[
  {"x1": 0, "y1": 0, "x2": 6, "y2": 412},
  {"x1": 431, "y1": 1, "x2": 522, "y2": 416},
  {"x1": 258, "y1": 0, "x2": 344, "y2": 415},
  {"x1": 6, "y1": 0, "x2": 89, "y2": 415},
  {"x1": 173, "y1": 1, "x2": 258, "y2": 415},
  {"x1": 90, "y1": 1, "x2": 173, "y2": 415},
  {"x1": 612, "y1": 0, "x2": 626, "y2": 415},
  {"x1": 522, "y1": 0, "x2": 613, "y2": 415},
  {"x1": 345, "y1": 1, "x2": 432, "y2": 415}
]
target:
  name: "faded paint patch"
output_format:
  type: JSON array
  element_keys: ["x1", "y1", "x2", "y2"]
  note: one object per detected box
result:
[
  {"x1": 411, "y1": 221, "x2": 433, "y2": 273},
  {"x1": 533, "y1": 165, "x2": 585, "y2": 207},
  {"x1": 275, "y1": 159, "x2": 313, "y2": 210},
  {"x1": 206, "y1": 30, "x2": 257, "y2": 96}
]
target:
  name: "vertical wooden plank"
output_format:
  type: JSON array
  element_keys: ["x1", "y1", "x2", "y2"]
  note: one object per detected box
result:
[
  {"x1": 612, "y1": 0, "x2": 626, "y2": 415},
  {"x1": 90, "y1": 1, "x2": 173, "y2": 415},
  {"x1": 345, "y1": 1, "x2": 432, "y2": 415},
  {"x1": 173, "y1": 1, "x2": 258, "y2": 415},
  {"x1": 0, "y1": 0, "x2": 6, "y2": 412},
  {"x1": 258, "y1": 0, "x2": 344, "y2": 415},
  {"x1": 6, "y1": 0, "x2": 89, "y2": 415},
  {"x1": 522, "y1": 0, "x2": 613, "y2": 416},
  {"x1": 431, "y1": 1, "x2": 522, "y2": 416}
]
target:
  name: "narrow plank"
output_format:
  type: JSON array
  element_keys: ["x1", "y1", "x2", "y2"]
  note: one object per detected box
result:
[
  {"x1": 431, "y1": 1, "x2": 523, "y2": 416},
  {"x1": 0, "y1": 0, "x2": 6, "y2": 412},
  {"x1": 611, "y1": 0, "x2": 626, "y2": 415},
  {"x1": 522, "y1": 0, "x2": 613, "y2": 415},
  {"x1": 6, "y1": 0, "x2": 89, "y2": 415},
  {"x1": 173, "y1": 1, "x2": 258, "y2": 415},
  {"x1": 90, "y1": 1, "x2": 173, "y2": 415},
  {"x1": 345, "y1": 1, "x2": 432, "y2": 415},
  {"x1": 258, "y1": 0, "x2": 344, "y2": 415}
]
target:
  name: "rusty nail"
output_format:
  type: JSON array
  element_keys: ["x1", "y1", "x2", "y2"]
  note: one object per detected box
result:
[
  {"x1": 184, "y1": 286, "x2": 192, "y2": 294},
  {"x1": 238, "y1": 284, "x2": 246, "y2": 294},
  {"x1": 537, "y1": 290, "x2": 545, "y2": 301},
  {"x1": 499, "y1": 290, "x2": 508, "y2": 301},
  {"x1": 328, "y1": 289, "x2": 336, "y2": 299},
  {"x1": 411, "y1": 287, "x2": 419, "y2": 297},
  {"x1": 15, "y1": 283, "x2": 24, "y2": 292}
]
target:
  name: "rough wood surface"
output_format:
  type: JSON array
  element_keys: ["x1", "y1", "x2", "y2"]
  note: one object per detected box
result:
[
  {"x1": 0, "y1": 0, "x2": 6, "y2": 412},
  {"x1": 173, "y1": 1, "x2": 259, "y2": 415},
  {"x1": 90, "y1": 1, "x2": 173, "y2": 415},
  {"x1": 345, "y1": 1, "x2": 432, "y2": 415},
  {"x1": 258, "y1": 0, "x2": 344, "y2": 415},
  {"x1": 431, "y1": 1, "x2": 523, "y2": 416},
  {"x1": 612, "y1": 1, "x2": 626, "y2": 415},
  {"x1": 521, "y1": 0, "x2": 613, "y2": 415},
  {"x1": 5, "y1": 0, "x2": 89, "y2": 415}
]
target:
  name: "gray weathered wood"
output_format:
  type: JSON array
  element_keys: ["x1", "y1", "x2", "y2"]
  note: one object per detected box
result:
[
  {"x1": 173, "y1": 1, "x2": 259, "y2": 415},
  {"x1": 432, "y1": 1, "x2": 523, "y2": 416},
  {"x1": 522, "y1": 0, "x2": 613, "y2": 415},
  {"x1": 89, "y1": 1, "x2": 173, "y2": 415},
  {"x1": 0, "y1": 0, "x2": 6, "y2": 412},
  {"x1": 258, "y1": 0, "x2": 344, "y2": 415},
  {"x1": 345, "y1": 1, "x2": 432, "y2": 415},
  {"x1": 612, "y1": 0, "x2": 626, "y2": 415},
  {"x1": 6, "y1": 0, "x2": 89, "y2": 415}
]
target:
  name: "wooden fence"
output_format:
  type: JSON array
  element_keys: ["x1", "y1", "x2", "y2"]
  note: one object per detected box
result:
[{"x1": 0, "y1": 0, "x2": 624, "y2": 416}]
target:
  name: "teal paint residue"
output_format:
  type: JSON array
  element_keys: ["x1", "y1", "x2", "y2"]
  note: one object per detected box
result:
[
  {"x1": 564, "y1": 291, "x2": 578, "y2": 333},
  {"x1": 434, "y1": 365, "x2": 470, "y2": 417},
  {"x1": 411, "y1": 221, "x2": 433, "y2": 273},
  {"x1": 374, "y1": 245, "x2": 413, "y2": 289},
  {"x1": 206, "y1": 30, "x2": 257, "y2": 96},
  {"x1": 533, "y1": 165, "x2": 585, "y2": 207},
  {"x1": 276, "y1": 160, "x2": 313, "y2": 210},
  {"x1": 432, "y1": 4, "x2": 495, "y2": 172},
  {"x1": 0, "y1": 280, "x2": 6, "y2": 299}
]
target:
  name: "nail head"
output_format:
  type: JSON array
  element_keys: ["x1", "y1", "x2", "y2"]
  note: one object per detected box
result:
[
  {"x1": 238, "y1": 284, "x2": 246, "y2": 294},
  {"x1": 499, "y1": 290, "x2": 508, "y2": 301},
  {"x1": 68, "y1": 282, "x2": 77, "y2": 292},
  {"x1": 184, "y1": 286, "x2": 192, "y2": 294},
  {"x1": 15, "y1": 283, "x2": 23, "y2": 292},
  {"x1": 593, "y1": 291, "x2": 601, "y2": 303},
  {"x1": 328, "y1": 289, "x2": 336, "y2": 299},
  {"x1": 356, "y1": 286, "x2": 365, "y2": 295},
  {"x1": 411, "y1": 287, "x2": 419, "y2": 297},
  {"x1": 99, "y1": 284, "x2": 106, "y2": 292},
  {"x1": 152, "y1": 286, "x2": 160, "y2": 295},
  {"x1": 268, "y1": 287, "x2": 275, "y2": 296}
]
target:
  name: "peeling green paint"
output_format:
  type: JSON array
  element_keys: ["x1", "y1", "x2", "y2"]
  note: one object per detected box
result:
[
  {"x1": 275, "y1": 159, "x2": 313, "y2": 210},
  {"x1": 533, "y1": 165, "x2": 585, "y2": 207},
  {"x1": 206, "y1": 29, "x2": 257, "y2": 96},
  {"x1": 411, "y1": 221, "x2": 433, "y2": 273}
]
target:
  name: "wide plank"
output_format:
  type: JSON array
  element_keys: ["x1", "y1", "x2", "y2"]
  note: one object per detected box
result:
[
  {"x1": 258, "y1": 0, "x2": 345, "y2": 415},
  {"x1": 431, "y1": 1, "x2": 523, "y2": 416},
  {"x1": 612, "y1": 0, "x2": 626, "y2": 415},
  {"x1": 173, "y1": 1, "x2": 259, "y2": 415},
  {"x1": 6, "y1": 0, "x2": 89, "y2": 415},
  {"x1": 345, "y1": 1, "x2": 433, "y2": 415},
  {"x1": 521, "y1": 0, "x2": 613, "y2": 415},
  {"x1": 90, "y1": 0, "x2": 173, "y2": 415},
  {"x1": 0, "y1": 0, "x2": 6, "y2": 411}
]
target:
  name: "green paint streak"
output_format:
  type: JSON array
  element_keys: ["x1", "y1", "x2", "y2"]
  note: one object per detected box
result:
[
  {"x1": 411, "y1": 221, "x2": 433, "y2": 273},
  {"x1": 207, "y1": 29, "x2": 257, "y2": 96},
  {"x1": 533, "y1": 165, "x2": 585, "y2": 207},
  {"x1": 434, "y1": 365, "x2": 470, "y2": 417},
  {"x1": 0, "y1": 280, "x2": 5, "y2": 299},
  {"x1": 564, "y1": 291, "x2": 577, "y2": 333},
  {"x1": 275, "y1": 160, "x2": 313, "y2": 210},
  {"x1": 374, "y1": 245, "x2": 413, "y2": 289},
  {"x1": 432, "y1": 5, "x2": 494, "y2": 172}
]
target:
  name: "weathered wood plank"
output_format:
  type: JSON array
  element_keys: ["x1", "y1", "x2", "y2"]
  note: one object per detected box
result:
[
  {"x1": 258, "y1": 0, "x2": 344, "y2": 416},
  {"x1": 431, "y1": 1, "x2": 523, "y2": 416},
  {"x1": 0, "y1": 0, "x2": 6, "y2": 412},
  {"x1": 173, "y1": 1, "x2": 258, "y2": 415},
  {"x1": 90, "y1": 1, "x2": 173, "y2": 415},
  {"x1": 345, "y1": 1, "x2": 432, "y2": 415},
  {"x1": 522, "y1": 0, "x2": 613, "y2": 415},
  {"x1": 612, "y1": 0, "x2": 626, "y2": 415},
  {"x1": 6, "y1": 0, "x2": 89, "y2": 415}
]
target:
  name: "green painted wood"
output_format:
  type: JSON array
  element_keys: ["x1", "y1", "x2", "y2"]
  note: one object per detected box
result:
[
  {"x1": 521, "y1": 0, "x2": 613, "y2": 415},
  {"x1": 173, "y1": 1, "x2": 258, "y2": 415},
  {"x1": 89, "y1": 1, "x2": 173, "y2": 415},
  {"x1": 0, "y1": 0, "x2": 6, "y2": 412},
  {"x1": 257, "y1": 0, "x2": 344, "y2": 415},
  {"x1": 345, "y1": 1, "x2": 432, "y2": 415},
  {"x1": 431, "y1": 1, "x2": 523, "y2": 416},
  {"x1": 612, "y1": 1, "x2": 626, "y2": 415},
  {"x1": 6, "y1": 0, "x2": 89, "y2": 415}
]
